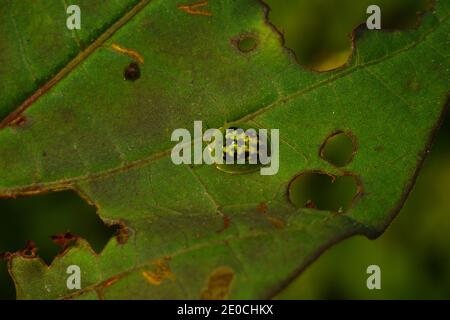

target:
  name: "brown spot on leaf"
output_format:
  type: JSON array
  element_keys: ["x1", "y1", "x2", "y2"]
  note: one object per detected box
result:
[
  {"x1": 102, "y1": 276, "x2": 120, "y2": 289},
  {"x1": 142, "y1": 257, "x2": 173, "y2": 285},
  {"x1": 217, "y1": 215, "x2": 231, "y2": 233},
  {"x1": 20, "y1": 241, "x2": 37, "y2": 258},
  {"x1": 51, "y1": 232, "x2": 78, "y2": 250},
  {"x1": 177, "y1": 1, "x2": 212, "y2": 16},
  {"x1": 124, "y1": 62, "x2": 141, "y2": 81},
  {"x1": 305, "y1": 200, "x2": 317, "y2": 209},
  {"x1": 266, "y1": 216, "x2": 285, "y2": 229},
  {"x1": 115, "y1": 222, "x2": 129, "y2": 244},
  {"x1": 95, "y1": 275, "x2": 123, "y2": 300},
  {"x1": 0, "y1": 252, "x2": 12, "y2": 260},
  {"x1": 256, "y1": 202, "x2": 268, "y2": 214},
  {"x1": 8, "y1": 115, "x2": 27, "y2": 128},
  {"x1": 201, "y1": 266, "x2": 234, "y2": 300}
]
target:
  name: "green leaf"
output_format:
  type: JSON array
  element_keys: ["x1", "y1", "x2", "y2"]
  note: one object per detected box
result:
[
  {"x1": 0, "y1": 0, "x2": 141, "y2": 121},
  {"x1": 0, "y1": 0, "x2": 448, "y2": 299}
]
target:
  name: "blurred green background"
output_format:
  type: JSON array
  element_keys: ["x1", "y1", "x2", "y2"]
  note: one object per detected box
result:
[{"x1": 0, "y1": 0, "x2": 448, "y2": 299}]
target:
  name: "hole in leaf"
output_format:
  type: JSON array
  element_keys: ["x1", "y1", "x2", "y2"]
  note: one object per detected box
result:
[
  {"x1": 232, "y1": 34, "x2": 258, "y2": 53},
  {"x1": 0, "y1": 190, "x2": 119, "y2": 299},
  {"x1": 320, "y1": 131, "x2": 356, "y2": 167},
  {"x1": 263, "y1": 0, "x2": 432, "y2": 71},
  {"x1": 124, "y1": 61, "x2": 141, "y2": 81},
  {"x1": 288, "y1": 171, "x2": 359, "y2": 212}
]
